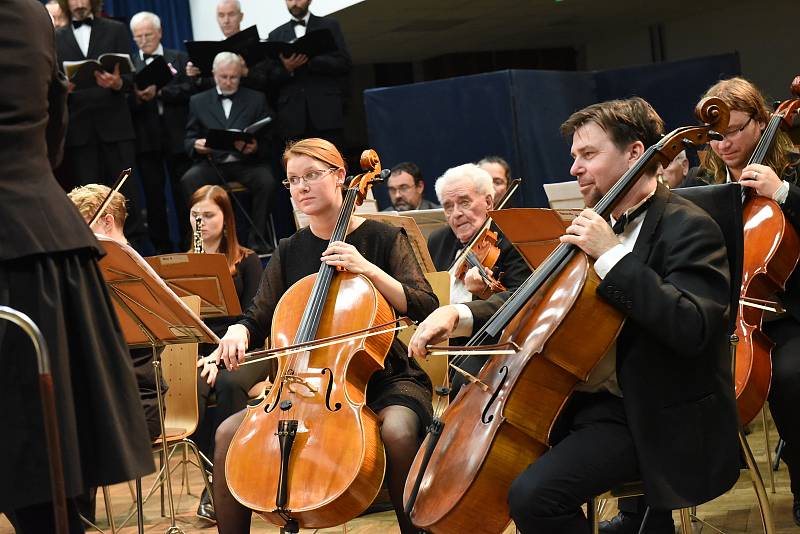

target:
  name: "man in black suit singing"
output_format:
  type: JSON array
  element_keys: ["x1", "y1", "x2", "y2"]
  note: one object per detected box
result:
[
  {"x1": 55, "y1": 0, "x2": 147, "y2": 250},
  {"x1": 130, "y1": 10, "x2": 193, "y2": 252},
  {"x1": 409, "y1": 98, "x2": 740, "y2": 533},
  {"x1": 266, "y1": 0, "x2": 352, "y2": 145},
  {"x1": 182, "y1": 52, "x2": 276, "y2": 254}
]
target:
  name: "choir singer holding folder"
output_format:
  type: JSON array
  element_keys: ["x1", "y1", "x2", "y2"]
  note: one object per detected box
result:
[{"x1": 182, "y1": 51, "x2": 277, "y2": 255}]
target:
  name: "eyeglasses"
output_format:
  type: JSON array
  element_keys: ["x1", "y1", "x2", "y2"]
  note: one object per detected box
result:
[
  {"x1": 282, "y1": 168, "x2": 336, "y2": 189},
  {"x1": 717, "y1": 115, "x2": 754, "y2": 140}
]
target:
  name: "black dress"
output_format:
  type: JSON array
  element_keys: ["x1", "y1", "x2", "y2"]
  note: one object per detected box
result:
[
  {"x1": 239, "y1": 220, "x2": 437, "y2": 428},
  {"x1": 0, "y1": 0, "x2": 153, "y2": 513}
]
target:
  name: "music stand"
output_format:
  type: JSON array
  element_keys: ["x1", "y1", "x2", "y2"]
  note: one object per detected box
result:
[
  {"x1": 490, "y1": 208, "x2": 571, "y2": 269},
  {"x1": 385, "y1": 208, "x2": 448, "y2": 240},
  {"x1": 360, "y1": 213, "x2": 436, "y2": 273},
  {"x1": 146, "y1": 253, "x2": 242, "y2": 318},
  {"x1": 96, "y1": 235, "x2": 219, "y2": 534}
]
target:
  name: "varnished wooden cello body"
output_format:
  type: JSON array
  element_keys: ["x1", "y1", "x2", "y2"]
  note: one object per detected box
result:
[
  {"x1": 403, "y1": 99, "x2": 730, "y2": 534},
  {"x1": 224, "y1": 151, "x2": 395, "y2": 530},
  {"x1": 734, "y1": 77, "x2": 800, "y2": 425}
]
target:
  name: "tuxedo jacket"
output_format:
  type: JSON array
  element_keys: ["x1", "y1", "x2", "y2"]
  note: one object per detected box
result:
[
  {"x1": 266, "y1": 14, "x2": 351, "y2": 138},
  {"x1": 467, "y1": 184, "x2": 740, "y2": 509},
  {"x1": 427, "y1": 224, "x2": 531, "y2": 293},
  {"x1": 683, "y1": 163, "x2": 800, "y2": 323},
  {"x1": 0, "y1": 1, "x2": 99, "y2": 261},
  {"x1": 130, "y1": 48, "x2": 192, "y2": 155},
  {"x1": 184, "y1": 86, "x2": 273, "y2": 163},
  {"x1": 55, "y1": 16, "x2": 135, "y2": 146}
]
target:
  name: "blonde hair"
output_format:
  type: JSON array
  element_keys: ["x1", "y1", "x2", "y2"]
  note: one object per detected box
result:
[
  {"x1": 700, "y1": 77, "x2": 795, "y2": 183},
  {"x1": 283, "y1": 138, "x2": 346, "y2": 173},
  {"x1": 68, "y1": 184, "x2": 127, "y2": 225}
]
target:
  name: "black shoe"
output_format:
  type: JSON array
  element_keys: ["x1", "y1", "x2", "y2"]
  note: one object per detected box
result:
[
  {"x1": 599, "y1": 511, "x2": 674, "y2": 534},
  {"x1": 196, "y1": 487, "x2": 216, "y2": 523},
  {"x1": 793, "y1": 496, "x2": 800, "y2": 527}
]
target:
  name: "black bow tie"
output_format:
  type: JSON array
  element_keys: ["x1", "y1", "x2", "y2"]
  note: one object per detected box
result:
[
  {"x1": 290, "y1": 19, "x2": 306, "y2": 27},
  {"x1": 218, "y1": 92, "x2": 236, "y2": 101},
  {"x1": 143, "y1": 53, "x2": 160, "y2": 60},
  {"x1": 72, "y1": 18, "x2": 93, "y2": 29},
  {"x1": 612, "y1": 198, "x2": 652, "y2": 235}
]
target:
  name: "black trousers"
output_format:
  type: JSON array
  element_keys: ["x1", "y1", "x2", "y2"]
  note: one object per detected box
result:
[
  {"x1": 180, "y1": 159, "x2": 276, "y2": 251},
  {"x1": 764, "y1": 317, "x2": 800, "y2": 495},
  {"x1": 137, "y1": 150, "x2": 192, "y2": 253},
  {"x1": 509, "y1": 392, "x2": 642, "y2": 534},
  {"x1": 194, "y1": 357, "x2": 272, "y2": 461},
  {"x1": 61, "y1": 137, "x2": 147, "y2": 250}
]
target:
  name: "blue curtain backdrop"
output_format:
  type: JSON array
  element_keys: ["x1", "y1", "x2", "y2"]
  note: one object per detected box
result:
[{"x1": 103, "y1": 0, "x2": 194, "y2": 52}]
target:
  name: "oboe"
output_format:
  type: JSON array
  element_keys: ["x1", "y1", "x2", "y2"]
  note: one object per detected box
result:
[{"x1": 193, "y1": 215, "x2": 204, "y2": 253}]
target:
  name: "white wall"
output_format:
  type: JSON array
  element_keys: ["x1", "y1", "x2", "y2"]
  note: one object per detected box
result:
[
  {"x1": 189, "y1": 0, "x2": 364, "y2": 40},
  {"x1": 583, "y1": 0, "x2": 796, "y2": 101}
]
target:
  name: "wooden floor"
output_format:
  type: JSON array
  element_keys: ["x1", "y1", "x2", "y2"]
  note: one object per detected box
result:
[{"x1": 2, "y1": 413, "x2": 797, "y2": 533}]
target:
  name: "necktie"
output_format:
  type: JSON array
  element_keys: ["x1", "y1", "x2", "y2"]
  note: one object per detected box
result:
[
  {"x1": 290, "y1": 19, "x2": 306, "y2": 27},
  {"x1": 72, "y1": 18, "x2": 93, "y2": 29},
  {"x1": 218, "y1": 92, "x2": 236, "y2": 101},
  {"x1": 612, "y1": 198, "x2": 652, "y2": 235},
  {"x1": 143, "y1": 53, "x2": 160, "y2": 60}
]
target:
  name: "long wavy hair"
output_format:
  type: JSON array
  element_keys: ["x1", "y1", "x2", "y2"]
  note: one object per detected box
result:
[
  {"x1": 700, "y1": 77, "x2": 796, "y2": 183},
  {"x1": 188, "y1": 185, "x2": 251, "y2": 274},
  {"x1": 57, "y1": 0, "x2": 103, "y2": 17}
]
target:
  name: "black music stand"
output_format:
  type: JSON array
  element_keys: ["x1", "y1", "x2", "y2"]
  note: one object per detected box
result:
[{"x1": 97, "y1": 235, "x2": 219, "y2": 534}]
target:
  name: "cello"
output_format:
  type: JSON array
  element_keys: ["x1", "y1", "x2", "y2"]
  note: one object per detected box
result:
[
  {"x1": 403, "y1": 98, "x2": 730, "y2": 534},
  {"x1": 223, "y1": 150, "x2": 395, "y2": 531},
  {"x1": 734, "y1": 76, "x2": 800, "y2": 425}
]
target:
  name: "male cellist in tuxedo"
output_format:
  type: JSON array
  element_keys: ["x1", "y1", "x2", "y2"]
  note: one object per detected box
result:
[{"x1": 409, "y1": 97, "x2": 740, "y2": 533}]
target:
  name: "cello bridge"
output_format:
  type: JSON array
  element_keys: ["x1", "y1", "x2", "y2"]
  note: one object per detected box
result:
[{"x1": 283, "y1": 374, "x2": 319, "y2": 396}]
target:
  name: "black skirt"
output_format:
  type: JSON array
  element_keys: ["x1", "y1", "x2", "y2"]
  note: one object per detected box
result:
[{"x1": 0, "y1": 249, "x2": 154, "y2": 511}]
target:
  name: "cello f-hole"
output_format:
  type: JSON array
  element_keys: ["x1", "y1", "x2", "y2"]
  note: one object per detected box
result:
[
  {"x1": 322, "y1": 367, "x2": 342, "y2": 412},
  {"x1": 481, "y1": 365, "x2": 508, "y2": 424},
  {"x1": 265, "y1": 382, "x2": 285, "y2": 413}
]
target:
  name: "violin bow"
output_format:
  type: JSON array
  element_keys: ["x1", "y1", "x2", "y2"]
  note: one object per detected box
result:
[{"x1": 86, "y1": 168, "x2": 132, "y2": 228}]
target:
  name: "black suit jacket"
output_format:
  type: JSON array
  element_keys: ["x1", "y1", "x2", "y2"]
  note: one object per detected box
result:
[
  {"x1": 131, "y1": 48, "x2": 192, "y2": 155},
  {"x1": 427, "y1": 224, "x2": 531, "y2": 293},
  {"x1": 0, "y1": 1, "x2": 100, "y2": 260},
  {"x1": 266, "y1": 14, "x2": 351, "y2": 138},
  {"x1": 55, "y1": 16, "x2": 135, "y2": 146},
  {"x1": 185, "y1": 86, "x2": 273, "y2": 163},
  {"x1": 467, "y1": 185, "x2": 740, "y2": 509}
]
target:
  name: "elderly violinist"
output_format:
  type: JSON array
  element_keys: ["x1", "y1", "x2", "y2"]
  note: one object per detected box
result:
[{"x1": 410, "y1": 97, "x2": 739, "y2": 534}]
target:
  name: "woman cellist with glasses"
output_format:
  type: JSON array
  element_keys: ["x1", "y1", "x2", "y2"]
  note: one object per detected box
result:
[
  {"x1": 683, "y1": 77, "x2": 800, "y2": 527},
  {"x1": 206, "y1": 138, "x2": 438, "y2": 534}
]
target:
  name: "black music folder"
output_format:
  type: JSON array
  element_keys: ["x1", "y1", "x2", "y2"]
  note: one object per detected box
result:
[
  {"x1": 185, "y1": 25, "x2": 260, "y2": 75},
  {"x1": 205, "y1": 115, "x2": 273, "y2": 151},
  {"x1": 63, "y1": 53, "x2": 134, "y2": 90},
  {"x1": 134, "y1": 55, "x2": 174, "y2": 89},
  {"x1": 256, "y1": 29, "x2": 337, "y2": 59}
]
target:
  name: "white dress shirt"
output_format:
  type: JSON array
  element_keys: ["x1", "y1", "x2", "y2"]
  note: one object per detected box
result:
[
  {"x1": 292, "y1": 13, "x2": 311, "y2": 39},
  {"x1": 72, "y1": 19, "x2": 92, "y2": 57}
]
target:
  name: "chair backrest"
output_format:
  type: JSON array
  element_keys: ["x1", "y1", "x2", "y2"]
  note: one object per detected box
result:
[
  {"x1": 673, "y1": 183, "x2": 743, "y2": 334},
  {"x1": 157, "y1": 295, "x2": 201, "y2": 443},
  {"x1": 396, "y1": 272, "x2": 450, "y2": 402}
]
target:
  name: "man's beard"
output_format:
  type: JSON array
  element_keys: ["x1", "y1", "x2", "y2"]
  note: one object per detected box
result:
[
  {"x1": 72, "y1": 6, "x2": 91, "y2": 19},
  {"x1": 289, "y1": 5, "x2": 309, "y2": 18}
]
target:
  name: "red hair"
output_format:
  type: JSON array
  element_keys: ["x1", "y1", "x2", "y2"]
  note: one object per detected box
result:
[{"x1": 188, "y1": 185, "x2": 251, "y2": 273}]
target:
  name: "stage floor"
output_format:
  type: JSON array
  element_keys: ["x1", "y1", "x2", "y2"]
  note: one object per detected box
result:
[{"x1": 1, "y1": 412, "x2": 796, "y2": 533}]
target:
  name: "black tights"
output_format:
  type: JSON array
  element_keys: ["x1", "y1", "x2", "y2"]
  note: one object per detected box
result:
[{"x1": 212, "y1": 405, "x2": 422, "y2": 534}]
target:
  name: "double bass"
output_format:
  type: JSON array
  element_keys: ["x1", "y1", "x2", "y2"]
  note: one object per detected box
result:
[
  {"x1": 403, "y1": 98, "x2": 730, "y2": 533},
  {"x1": 223, "y1": 151, "x2": 394, "y2": 531},
  {"x1": 734, "y1": 76, "x2": 800, "y2": 425}
]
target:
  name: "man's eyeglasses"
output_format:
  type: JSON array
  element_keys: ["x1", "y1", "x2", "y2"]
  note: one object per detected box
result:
[
  {"x1": 388, "y1": 184, "x2": 415, "y2": 194},
  {"x1": 282, "y1": 168, "x2": 337, "y2": 189},
  {"x1": 717, "y1": 115, "x2": 754, "y2": 140}
]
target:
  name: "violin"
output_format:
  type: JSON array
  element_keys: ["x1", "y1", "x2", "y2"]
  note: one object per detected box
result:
[
  {"x1": 403, "y1": 98, "x2": 729, "y2": 534},
  {"x1": 222, "y1": 150, "x2": 396, "y2": 531},
  {"x1": 734, "y1": 76, "x2": 800, "y2": 426},
  {"x1": 449, "y1": 179, "x2": 521, "y2": 295}
]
